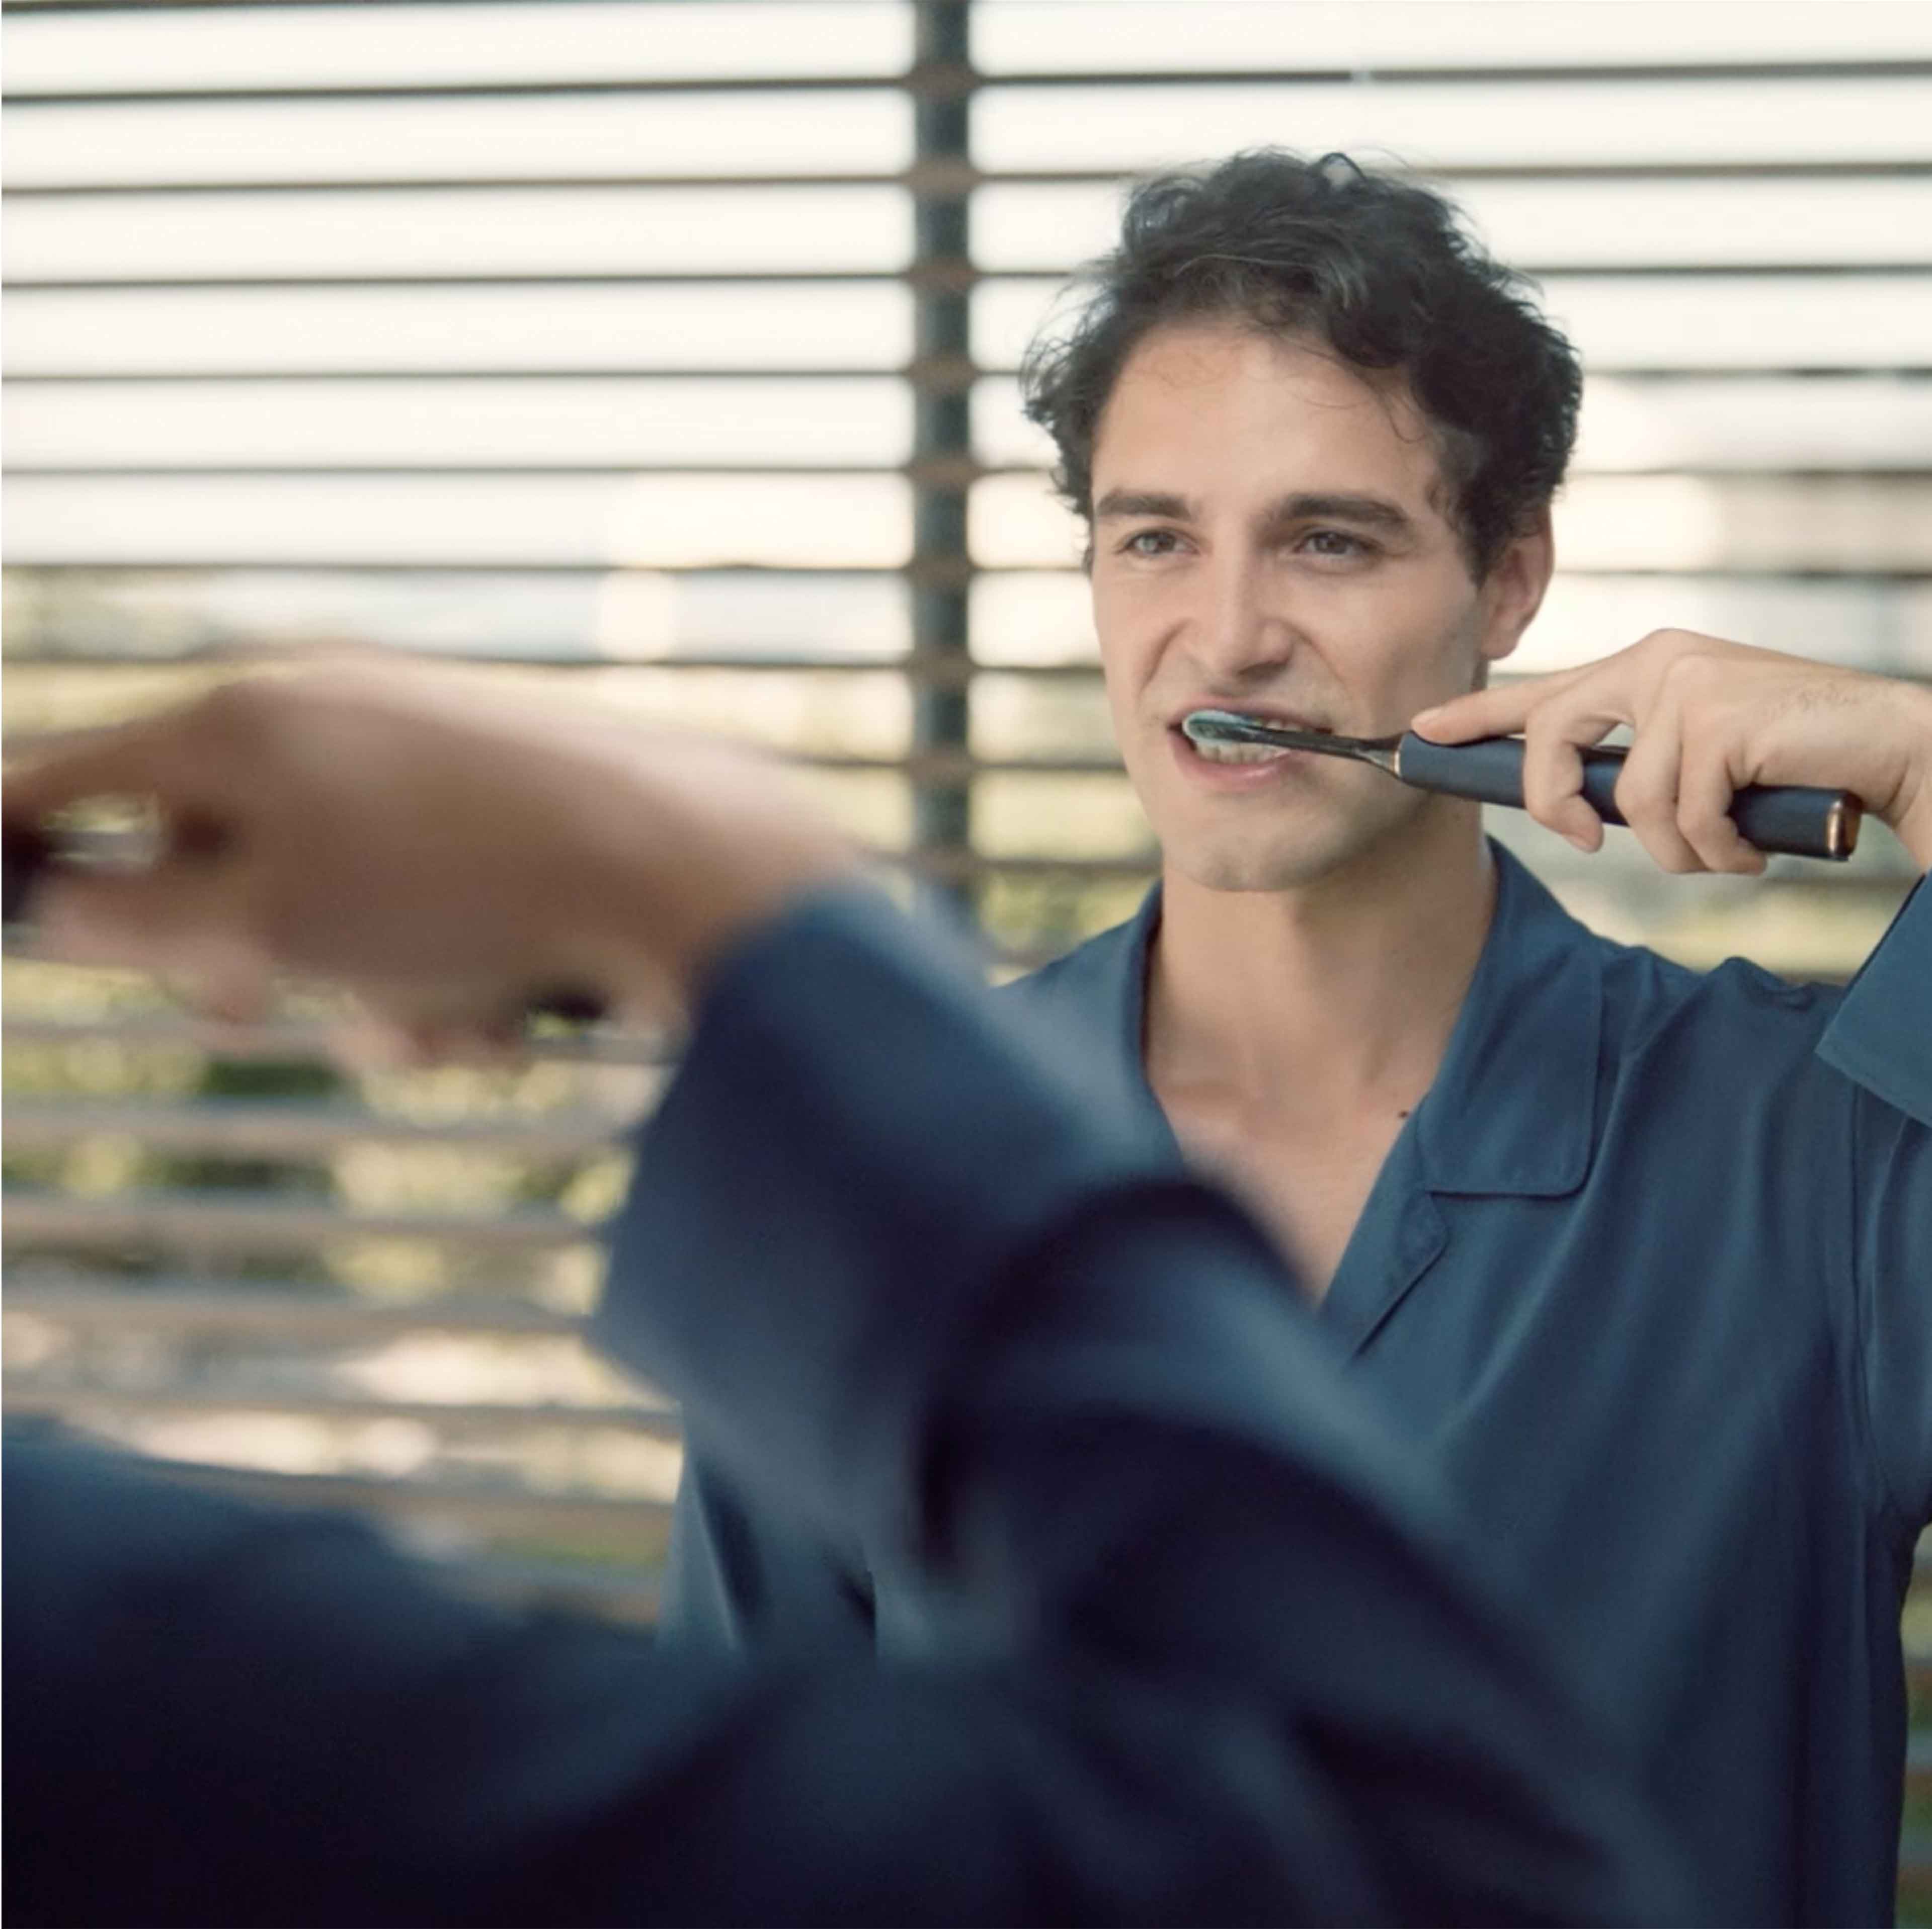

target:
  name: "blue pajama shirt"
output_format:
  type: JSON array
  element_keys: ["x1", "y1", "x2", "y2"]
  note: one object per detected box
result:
[{"x1": 667, "y1": 846, "x2": 1932, "y2": 1926}]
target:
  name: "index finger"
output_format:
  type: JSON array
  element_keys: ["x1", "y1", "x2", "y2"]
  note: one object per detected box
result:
[
  {"x1": 1408, "y1": 670, "x2": 1582, "y2": 744},
  {"x1": 4, "y1": 708, "x2": 214, "y2": 826}
]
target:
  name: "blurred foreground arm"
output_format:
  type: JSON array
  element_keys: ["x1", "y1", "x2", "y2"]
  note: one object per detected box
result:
[
  {"x1": 5, "y1": 672, "x2": 1686, "y2": 1924},
  {"x1": 1, "y1": 668, "x2": 854, "y2": 1038}
]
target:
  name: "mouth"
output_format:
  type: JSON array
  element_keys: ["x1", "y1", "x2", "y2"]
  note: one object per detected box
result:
[{"x1": 1171, "y1": 707, "x2": 1333, "y2": 770}]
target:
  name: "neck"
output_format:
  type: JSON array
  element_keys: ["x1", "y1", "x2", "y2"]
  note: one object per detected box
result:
[{"x1": 1146, "y1": 802, "x2": 1497, "y2": 1118}]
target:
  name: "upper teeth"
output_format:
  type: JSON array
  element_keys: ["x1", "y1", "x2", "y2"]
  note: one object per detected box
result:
[{"x1": 1190, "y1": 738, "x2": 1293, "y2": 764}]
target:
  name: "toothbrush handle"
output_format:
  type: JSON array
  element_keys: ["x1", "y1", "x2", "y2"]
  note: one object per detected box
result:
[{"x1": 1394, "y1": 733, "x2": 1862, "y2": 862}]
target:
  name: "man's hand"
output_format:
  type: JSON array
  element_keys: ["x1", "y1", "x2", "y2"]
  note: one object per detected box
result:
[
  {"x1": 3, "y1": 667, "x2": 857, "y2": 1044},
  {"x1": 1412, "y1": 632, "x2": 1932, "y2": 875}
]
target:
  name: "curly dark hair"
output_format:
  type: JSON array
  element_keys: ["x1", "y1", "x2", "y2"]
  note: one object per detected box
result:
[{"x1": 1018, "y1": 150, "x2": 1581, "y2": 577}]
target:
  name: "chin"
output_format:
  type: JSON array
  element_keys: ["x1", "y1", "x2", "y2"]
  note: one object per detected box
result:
[
  {"x1": 1162, "y1": 793, "x2": 1430, "y2": 894},
  {"x1": 1167, "y1": 834, "x2": 1345, "y2": 894}
]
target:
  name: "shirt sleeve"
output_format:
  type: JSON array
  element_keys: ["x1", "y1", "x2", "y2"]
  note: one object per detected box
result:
[
  {"x1": 1817, "y1": 879, "x2": 1932, "y2": 1527},
  {"x1": 659, "y1": 1444, "x2": 876, "y2": 1655},
  {"x1": 1819, "y1": 876, "x2": 1932, "y2": 1130},
  {"x1": 4, "y1": 884, "x2": 1692, "y2": 1928}
]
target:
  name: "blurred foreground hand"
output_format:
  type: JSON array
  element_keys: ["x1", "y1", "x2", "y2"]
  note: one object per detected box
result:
[{"x1": 3, "y1": 667, "x2": 857, "y2": 1048}]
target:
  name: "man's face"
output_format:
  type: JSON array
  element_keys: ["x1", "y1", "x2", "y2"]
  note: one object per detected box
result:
[{"x1": 1087, "y1": 320, "x2": 1546, "y2": 892}]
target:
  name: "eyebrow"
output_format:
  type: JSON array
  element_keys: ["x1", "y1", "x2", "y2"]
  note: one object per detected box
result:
[
  {"x1": 1092, "y1": 487, "x2": 1417, "y2": 536},
  {"x1": 1092, "y1": 489, "x2": 1193, "y2": 521},
  {"x1": 1262, "y1": 492, "x2": 1416, "y2": 535}
]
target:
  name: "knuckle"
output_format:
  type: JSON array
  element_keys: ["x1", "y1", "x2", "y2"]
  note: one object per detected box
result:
[
  {"x1": 1613, "y1": 775, "x2": 1669, "y2": 830},
  {"x1": 1677, "y1": 813, "x2": 1726, "y2": 857},
  {"x1": 204, "y1": 674, "x2": 272, "y2": 725},
  {"x1": 1658, "y1": 651, "x2": 1721, "y2": 705},
  {"x1": 1677, "y1": 784, "x2": 1731, "y2": 833},
  {"x1": 197, "y1": 675, "x2": 281, "y2": 751},
  {"x1": 1683, "y1": 828, "x2": 1735, "y2": 873}
]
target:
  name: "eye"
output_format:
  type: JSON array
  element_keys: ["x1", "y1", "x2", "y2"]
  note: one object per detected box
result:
[
  {"x1": 1298, "y1": 528, "x2": 1373, "y2": 560},
  {"x1": 1118, "y1": 528, "x2": 1186, "y2": 558}
]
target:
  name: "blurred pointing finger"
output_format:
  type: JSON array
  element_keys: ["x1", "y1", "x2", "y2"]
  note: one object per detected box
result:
[{"x1": 4, "y1": 713, "x2": 212, "y2": 828}]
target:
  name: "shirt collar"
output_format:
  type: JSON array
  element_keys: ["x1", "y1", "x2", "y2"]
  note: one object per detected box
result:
[
  {"x1": 1411, "y1": 843, "x2": 1602, "y2": 1198},
  {"x1": 1110, "y1": 842, "x2": 1601, "y2": 1199}
]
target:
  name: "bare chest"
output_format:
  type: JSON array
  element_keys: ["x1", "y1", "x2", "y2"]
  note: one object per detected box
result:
[{"x1": 1155, "y1": 1092, "x2": 1412, "y2": 1301}]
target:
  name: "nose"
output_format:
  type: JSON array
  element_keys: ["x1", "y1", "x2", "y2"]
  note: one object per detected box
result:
[{"x1": 1189, "y1": 550, "x2": 1296, "y2": 687}]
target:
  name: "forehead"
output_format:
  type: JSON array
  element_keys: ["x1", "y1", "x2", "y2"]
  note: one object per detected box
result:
[{"x1": 1093, "y1": 320, "x2": 1450, "y2": 510}]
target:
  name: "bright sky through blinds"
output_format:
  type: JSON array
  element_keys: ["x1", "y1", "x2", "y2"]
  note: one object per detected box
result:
[
  {"x1": 11, "y1": 0, "x2": 1931, "y2": 90},
  {"x1": 968, "y1": 0, "x2": 1932, "y2": 70},
  {"x1": 3, "y1": 94, "x2": 916, "y2": 187},
  {"x1": 971, "y1": 76, "x2": 1932, "y2": 171},
  {"x1": 1, "y1": 285, "x2": 916, "y2": 373},
  {"x1": 4, "y1": 187, "x2": 916, "y2": 279},
  {"x1": 2, "y1": 3, "x2": 913, "y2": 89}
]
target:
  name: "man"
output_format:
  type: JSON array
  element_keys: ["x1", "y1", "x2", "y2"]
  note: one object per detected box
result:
[
  {"x1": 2, "y1": 671, "x2": 1687, "y2": 1925},
  {"x1": 666, "y1": 151, "x2": 1932, "y2": 1924}
]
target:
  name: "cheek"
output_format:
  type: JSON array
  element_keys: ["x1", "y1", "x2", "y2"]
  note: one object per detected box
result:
[
  {"x1": 1339, "y1": 589, "x2": 1487, "y2": 706},
  {"x1": 1091, "y1": 580, "x2": 1165, "y2": 697},
  {"x1": 1097, "y1": 656, "x2": 1151, "y2": 763},
  {"x1": 1411, "y1": 612, "x2": 1491, "y2": 702}
]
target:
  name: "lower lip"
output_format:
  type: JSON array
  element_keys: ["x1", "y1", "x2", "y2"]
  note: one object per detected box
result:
[{"x1": 1168, "y1": 727, "x2": 1323, "y2": 792}]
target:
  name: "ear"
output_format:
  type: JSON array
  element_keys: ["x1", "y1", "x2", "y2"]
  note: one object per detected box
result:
[{"x1": 1477, "y1": 508, "x2": 1555, "y2": 667}]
